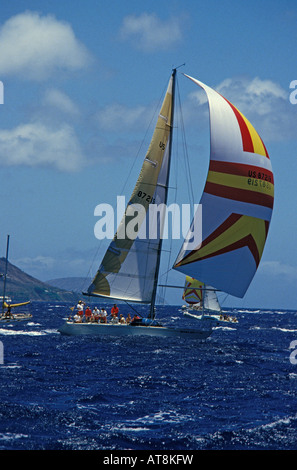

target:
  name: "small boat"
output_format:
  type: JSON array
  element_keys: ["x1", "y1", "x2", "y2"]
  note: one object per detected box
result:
[
  {"x1": 0, "y1": 235, "x2": 31, "y2": 322},
  {"x1": 183, "y1": 309, "x2": 238, "y2": 325},
  {"x1": 181, "y1": 275, "x2": 238, "y2": 324},
  {"x1": 0, "y1": 300, "x2": 32, "y2": 322},
  {"x1": 59, "y1": 67, "x2": 274, "y2": 338}
]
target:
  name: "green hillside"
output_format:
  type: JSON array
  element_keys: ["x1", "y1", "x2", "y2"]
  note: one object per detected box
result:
[{"x1": 0, "y1": 257, "x2": 78, "y2": 302}]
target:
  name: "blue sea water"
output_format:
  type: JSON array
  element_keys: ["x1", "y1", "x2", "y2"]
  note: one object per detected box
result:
[{"x1": 0, "y1": 302, "x2": 297, "y2": 451}]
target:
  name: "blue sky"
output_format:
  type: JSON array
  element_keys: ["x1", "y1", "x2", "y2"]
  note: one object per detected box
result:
[{"x1": 0, "y1": 0, "x2": 296, "y2": 309}]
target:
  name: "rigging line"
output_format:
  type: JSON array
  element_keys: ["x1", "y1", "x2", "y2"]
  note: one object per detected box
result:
[
  {"x1": 176, "y1": 77, "x2": 195, "y2": 212},
  {"x1": 159, "y1": 74, "x2": 183, "y2": 304},
  {"x1": 123, "y1": 299, "x2": 143, "y2": 318},
  {"x1": 160, "y1": 73, "x2": 195, "y2": 300},
  {"x1": 219, "y1": 292, "x2": 229, "y2": 306},
  {"x1": 149, "y1": 69, "x2": 177, "y2": 319},
  {"x1": 160, "y1": 73, "x2": 196, "y2": 303},
  {"x1": 81, "y1": 241, "x2": 103, "y2": 286},
  {"x1": 119, "y1": 80, "x2": 169, "y2": 198}
]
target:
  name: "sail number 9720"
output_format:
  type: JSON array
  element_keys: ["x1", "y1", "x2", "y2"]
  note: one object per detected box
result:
[{"x1": 137, "y1": 190, "x2": 155, "y2": 204}]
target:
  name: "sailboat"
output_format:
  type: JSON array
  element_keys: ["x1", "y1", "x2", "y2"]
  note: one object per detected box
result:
[
  {"x1": 59, "y1": 67, "x2": 274, "y2": 338},
  {"x1": 182, "y1": 275, "x2": 221, "y2": 314},
  {"x1": 181, "y1": 275, "x2": 237, "y2": 324},
  {"x1": 0, "y1": 235, "x2": 31, "y2": 322}
]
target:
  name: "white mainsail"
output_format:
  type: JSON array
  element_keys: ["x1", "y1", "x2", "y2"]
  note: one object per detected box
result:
[
  {"x1": 174, "y1": 75, "x2": 274, "y2": 298},
  {"x1": 87, "y1": 71, "x2": 176, "y2": 312},
  {"x1": 203, "y1": 289, "x2": 221, "y2": 313}
]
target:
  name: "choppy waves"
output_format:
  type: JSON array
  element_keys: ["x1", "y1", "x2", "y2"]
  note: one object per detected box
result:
[{"x1": 0, "y1": 303, "x2": 297, "y2": 450}]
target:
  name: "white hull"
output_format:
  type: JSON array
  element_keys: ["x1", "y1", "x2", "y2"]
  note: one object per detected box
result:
[
  {"x1": 0, "y1": 313, "x2": 32, "y2": 322},
  {"x1": 58, "y1": 321, "x2": 213, "y2": 339},
  {"x1": 183, "y1": 311, "x2": 238, "y2": 325}
]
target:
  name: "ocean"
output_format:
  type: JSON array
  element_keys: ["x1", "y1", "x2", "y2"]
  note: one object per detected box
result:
[{"x1": 0, "y1": 302, "x2": 297, "y2": 452}]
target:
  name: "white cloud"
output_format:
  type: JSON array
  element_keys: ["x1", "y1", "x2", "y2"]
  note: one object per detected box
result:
[
  {"x1": 14, "y1": 251, "x2": 94, "y2": 281},
  {"x1": 96, "y1": 103, "x2": 147, "y2": 131},
  {"x1": 0, "y1": 11, "x2": 92, "y2": 80},
  {"x1": 120, "y1": 13, "x2": 183, "y2": 51},
  {"x1": 15, "y1": 255, "x2": 56, "y2": 273},
  {"x1": 43, "y1": 88, "x2": 79, "y2": 116},
  {"x1": 0, "y1": 122, "x2": 84, "y2": 171},
  {"x1": 261, "y1": 261, "x2": 297, "y2": 279},
  {"x1": 215, "y1": 77, "x2": 287, "y2": 115},
  {"x1": 189, "y1": 76, "x2": 296, "y2": 142},
  {"x1": 13, "y1": 255, "x2": 58, "y2": 281}
]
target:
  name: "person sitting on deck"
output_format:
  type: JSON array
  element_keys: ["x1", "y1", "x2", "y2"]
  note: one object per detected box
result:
[
  {"x1": 126, "y1": 313, "x2": 131, "y2": 324},
  {"x1": 119, "y1": 314, "x2": 125, "y2": 324},
  {"x1": 73, "y1": 313, "x2": 81, "y2": 323},
  {"x1": 131, "y1": 314, "x2": 142, "y2": 326},
  {"x1": 92, "y1": 307, "x2": 100, "y2": 323},
  {"x1": 111, "y1": 314, "x2": 119, "y2": 324},
  {"x1": 99, "y1": 308, "x2": 107, "y2": 323}
]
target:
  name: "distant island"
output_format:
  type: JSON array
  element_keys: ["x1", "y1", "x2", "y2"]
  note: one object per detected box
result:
[
  {"x1": 0, "y1": 257, "x2": 80, "y2": 302},
  {"x1": 46, "y1": 277, "x2": 92, "y2": 294},
  {"x1": 0, "y1": 258, "x2": 134, "y2": 304}
]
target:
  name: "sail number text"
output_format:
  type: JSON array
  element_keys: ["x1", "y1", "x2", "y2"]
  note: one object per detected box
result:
[
  {"x1": 247, "y1": 178, "x2": 272, "y2": 191},
  {"x1": 159, "y1": 141, "x2": 166, "y2": 151},
  {"x1": 248, "y1": 170, "x2": 272, "y2": 182},
  {"x1": 247, "y1": 170, "x2": 272, "y2": 191},
  {"x1": 137, "y1": 190, "x2": 155, "y2": 204}
]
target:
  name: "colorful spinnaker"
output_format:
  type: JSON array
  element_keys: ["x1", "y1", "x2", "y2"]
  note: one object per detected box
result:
[
  {"x1": 173, "y1": 75, "x2": 274, "y2": 298},
  {"x1": 182, "y1": 276, "x2": 203, "y2": 305}
]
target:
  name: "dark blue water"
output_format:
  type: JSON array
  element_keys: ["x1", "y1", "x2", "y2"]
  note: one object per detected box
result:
[{"x1": 0, "y1": 302, "x2": 297, "y2": 450}]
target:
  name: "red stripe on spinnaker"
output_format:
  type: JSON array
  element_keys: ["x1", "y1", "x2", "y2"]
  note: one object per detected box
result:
[
  {"x1": 205, "y1": 181, "x2": 274, "y2": 209},
  {"x1": 223, "y1": 97, "x2": 254, "y2": 153},
  {"x1": 209, "y1": 160, "x2": 274, "y2": 184}
]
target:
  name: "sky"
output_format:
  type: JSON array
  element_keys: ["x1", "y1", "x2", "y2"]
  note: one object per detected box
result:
[{"x1": 0, "y1": 0, "x2": 296, "y2": 309}]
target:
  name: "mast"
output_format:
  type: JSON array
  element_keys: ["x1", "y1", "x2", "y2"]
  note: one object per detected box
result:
[
  {"x1": 2, "y1": 235, "x2": 10, "y2": 314},
  {"x1": 149, "y1": 68, "x2": 176, "y2": 319},
  {"x1": 201, "y1": 286, "x2": 205, "y2": 318}
]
